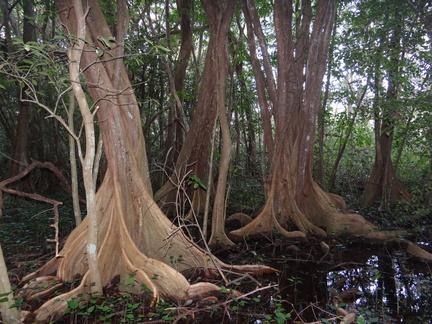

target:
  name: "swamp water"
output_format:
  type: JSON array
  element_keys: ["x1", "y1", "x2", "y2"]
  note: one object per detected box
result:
[{"x1": 270, "y1": 243, "x2": 432, "y2": 323}]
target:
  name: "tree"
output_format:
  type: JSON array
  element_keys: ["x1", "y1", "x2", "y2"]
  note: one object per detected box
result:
[
  {"x1": 19, "y1": 0, "x2": 270, "y2": 322},
  {"x1": 154, "y1": 0, "x2": 237, "y2": 217},
  {"x1": 359, "y1": 0, "x2": 413, "y2": 207},
  {"x1": 0, "y1": 243, "x2": 20, "y2": 324},
  {"x1": 229, "y1": 0, "x2": 396, "y2": 240},
  {"x1": 227, "y1": 0, "x2": 432, "y2": 268},
  {"x1": 162, "y1": 0, "x2": 194, "y2": 169},
  {"x1": 8, "y1": 0, "x2": 35, "y2": 186},
  {"x1": 0, "y1": 0, "x2": 73, "y2": 193},
  {"x1": 331, "y1": 0, "x2": 432, "y2": 208}
]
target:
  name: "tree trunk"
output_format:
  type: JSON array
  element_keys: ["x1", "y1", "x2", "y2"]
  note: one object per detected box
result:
[
  {"x1": 241, "y1": 0, "x2": 275, "y2": 163},
  {"x1": 67, "y1": 92, "x2": 82, "y2": 226},
  {"x1": 425, "y1": 12, "x2": 432, "y2": 208},
  {"x1": 20, "y1": 1, "x2": 271, "y2": 322},
  {"x1": 0, "y1": 243, "x2": 20, "y2": 324},
  {"x1": 230, "y1": 0, "x2": 381, "y2": 241},
  {"x1": 9, "y1": 0, "x2": 35, "y2": 188},
  {"x1": 154, "y1": 0, "x2": 236, "y2": 217},
  {"x1": 316, "y1": 14, "x2": 336, "y2": 187},
  {"x1": 0, "y1": 0, "x2": 13, "y2": 53},
  {"x1": 163, "y1": 0, "x2": 194, "y2": 168},
  {"x1": 208, "y1": 90, "x2": 235, "y2": 249},
  {"x1": 363, "y1": 9, "x2": 410, "y2": 207},
  {"x1": 68, "y1": 0, "x2": 102, "y2": 294},
  {"x1": 362, "y1": 128, "x2": 411, "y2": 207}
]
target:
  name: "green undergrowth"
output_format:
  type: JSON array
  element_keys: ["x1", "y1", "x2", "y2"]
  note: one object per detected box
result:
[
  {"x1": 0, "y1": 197, "x2": 76, "y2": 255},
  {"x1": 55, "y1": 270, "x2": 296, "y2": 324},
  {"x1": 1, "y1": 195, "x2": 432, "y2": 323}
]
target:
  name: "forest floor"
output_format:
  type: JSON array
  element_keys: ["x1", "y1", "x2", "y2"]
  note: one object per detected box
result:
[{"x1": 1, "y1": 196, "x2": 432, "y2": 324}]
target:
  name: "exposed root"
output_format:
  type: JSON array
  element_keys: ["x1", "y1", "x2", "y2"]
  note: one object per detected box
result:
[
  {"x1": 228, "y1": 202, "x2": 307, "y2": 241},
  {"x1": 26, "y1": 273, "x2": 88, "y2": 323},
  {"x1": 18, "y1": 276, "x2": 64, "y2": 301},
  {"x1": 18, "y1": 173, "x2": 277, "y2": 323},
  {"x1": 227, "y1": 181, "x2": 432, "y2": 263},
  {"x1": 325, "y1": 212, "x2": 376, "y2": 236},
  {"x1": 226, "y1": 212, "x2": 253, "y2": 227},
  {"x1": 186, "y1": 282, "x2": 235, "y2": 301},
  {"x1": 383, "y1": 238, "x2": 432, "y2": 262},
  {"x1": 208, "y1": 235, "x2": 236, "y2": 250},
  {"x1": 20, "y1": 257, "x2": 61, "y2": 283},
  {"x1": 406, "y1": 241, "x2": 432, "y2": 260},
  {"x1": 220, "y1": 263, "x2": 279, "y2": 275}
]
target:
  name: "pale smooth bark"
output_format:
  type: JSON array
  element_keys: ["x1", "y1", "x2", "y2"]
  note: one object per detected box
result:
[
  {"x1": 208, "y1": 99, "x2": 235, "y2": 249},
  {"x1": 68, "y1": 0, "x2": 102, "y2": 294},
  {"x1": 68, "y1": 91, "x2": 82, "y2": 226},
  {"x1": 0, "y1": 244, "x2": 20, "y2": 324},
  {"x1": 17, "y1": 1, "x2": 273, "y2": 322}
]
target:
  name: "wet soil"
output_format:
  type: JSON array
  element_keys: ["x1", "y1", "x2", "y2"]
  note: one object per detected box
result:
[{"x1": 1, "y1": 197, "x2": 432, "y2": 323}]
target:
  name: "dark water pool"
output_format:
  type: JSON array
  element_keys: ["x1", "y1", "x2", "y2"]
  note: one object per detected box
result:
[{"x1": 275, "y1": 243, "x2": 432, "y2": 323}]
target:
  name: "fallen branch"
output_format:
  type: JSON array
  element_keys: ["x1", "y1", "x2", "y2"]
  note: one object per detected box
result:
[
  {"x1": 172, "y1": 284, "x2": 277, "y2": 324},
  {"x1": 0, "y1": 159, "x2": 85, "y2": 218},
  {"x1": 0, "y1": 160, "x2": 76, "y2": 256}
]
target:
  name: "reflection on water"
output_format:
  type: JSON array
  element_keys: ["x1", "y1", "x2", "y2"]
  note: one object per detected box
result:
[{"x1": 278, "y1": 244, "x2": 432, "y2": 323}]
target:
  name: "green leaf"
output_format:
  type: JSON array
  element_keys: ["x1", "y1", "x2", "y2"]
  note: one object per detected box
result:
[
  {"x1": 127, "y1": 303, "x2": 139, "y2": 310},
  {"x1": 98, "y1": 36, "x2": 112, "y2": 49},
  {"x1": 67, "y1": 300, "x2": 79, "y2": 309},
  {"x1": 155, "y1": 44, "x2": 170, "y2": 53},
  {"x1": 10, "y1": 297, "x2": 23, "y2": 308},
  {"x1": 356, "y1": 316, "x2": 366, "y2": 324}
]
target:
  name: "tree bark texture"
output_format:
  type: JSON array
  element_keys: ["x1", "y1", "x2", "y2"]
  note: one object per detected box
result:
[
  {"x1": 163, "y1": 0, "x2": 194, "y2": 167},
  {"x1": 0, "y1": 243, "x2": 20, "y2": 324},
  {"x1": 230, "y1": 0, "x2": 380, "y2": 240},
  {"x1": 154, "y1": 0, "x2": 236, "y2": 216},
  {"x1": 9, "y1": 0, "x2": 35, "y2": 187},
  {"x1": 19, "y1": 1, "x2": 271, "y2": 321}
]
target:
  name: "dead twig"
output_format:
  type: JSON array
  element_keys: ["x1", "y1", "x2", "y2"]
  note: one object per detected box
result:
[{"x1": 0, "y1": 160, "x2": 76, "y2": 256}]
